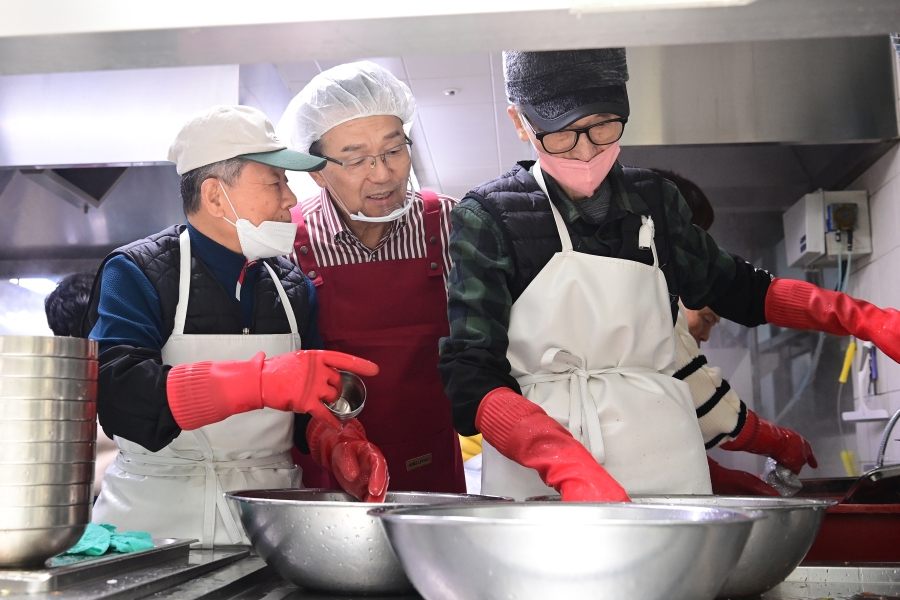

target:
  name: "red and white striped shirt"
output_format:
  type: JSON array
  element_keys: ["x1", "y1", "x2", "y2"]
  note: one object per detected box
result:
[{"x1": 290, "y1": 189, "x2": 458, "y2": 285}]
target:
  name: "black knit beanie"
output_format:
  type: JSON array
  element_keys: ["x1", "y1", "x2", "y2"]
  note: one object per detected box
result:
[{"x1": 503, "y1": 48, "x2": 630, "y2": 132}]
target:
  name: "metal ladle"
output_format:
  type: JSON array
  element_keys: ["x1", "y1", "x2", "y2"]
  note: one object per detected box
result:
[{"x1": 325, "y1": 371, "x2": 366, "y2": 420}]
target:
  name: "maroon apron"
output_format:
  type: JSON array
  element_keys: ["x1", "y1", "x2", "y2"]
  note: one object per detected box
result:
[{"x1": 291, "y1": 192, "x2": 466, "y2": 493}]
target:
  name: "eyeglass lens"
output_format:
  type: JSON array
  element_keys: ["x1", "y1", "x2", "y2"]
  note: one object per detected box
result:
[
  {"x1": 541, "y1": 120, "x2": 624, "y2": 154},
  {"x1": 346, "y1": 143, "x2": 411, "y2": 171}
]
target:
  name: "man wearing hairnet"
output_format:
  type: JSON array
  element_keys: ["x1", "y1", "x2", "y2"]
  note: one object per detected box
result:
[{"x1": 276, "y1": 62, "x2": 466, "y2": 493}]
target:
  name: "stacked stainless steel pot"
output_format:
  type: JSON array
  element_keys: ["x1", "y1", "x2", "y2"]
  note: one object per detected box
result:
[{"x1": 0, "y1": 335, "x2": 99, "y2": 567}]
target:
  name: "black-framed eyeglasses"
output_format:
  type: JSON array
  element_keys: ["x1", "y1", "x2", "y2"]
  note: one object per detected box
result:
[
  {"x1": 522, "y1": 115, "x2": 627, "y2": 154},
  {"x1": 313, "y1": 138, "x2": 413, "y2": 176}
]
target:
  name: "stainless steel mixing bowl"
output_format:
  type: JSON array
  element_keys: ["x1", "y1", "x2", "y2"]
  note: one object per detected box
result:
[
  {"x1": 0, "y1": 399, "x2": 96, "y2": 421},
  {"x1": 0, "y1": 377, "x2": 97, "y2": 400},
  {"x1": 0, "y1": 525, "x2": 88, "y2": 567},
  {"x1": 374, "y1": 502, "x2": 760, "y2": 600},
  {"x1": 226, "y1": 489, "x2": 512, "y2": 595},
  {"x1": 2, "y1": 483, "x2": 94, "y2": 507},
  {"x1": 633, "y1": 495, "x2": 836, "y2": 598},
  {"x1": 0, "y1": 441, "x2": 95, "y2": 463},
  {"x1": 0, "y1": 336, "x2": 98, "y2": 568},
  {"x1": 0, "y1": 335, "x2": 98, "y2": 359},
  {"x1": 0, "y1": 419, "x2": 96, "y2": 442},
  {"x1": 0, "y1": 504, "x2": 92, "y2": 529},
  {"x1": 0, "y1": 356, "x2": 98, "y2": 379},
  {"x1": 0, "y1": 462, "x2": 95, "y2": 485}
]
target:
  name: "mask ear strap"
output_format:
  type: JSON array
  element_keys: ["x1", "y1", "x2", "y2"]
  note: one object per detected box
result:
[
  {"x1": 320, "y1": 173, "x2": 353, "y2": 218},
  {"x1": 218, "y1": 181, "x2": 240, "y2": 225}
]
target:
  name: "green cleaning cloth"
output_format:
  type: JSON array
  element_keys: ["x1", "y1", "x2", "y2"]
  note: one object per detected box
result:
[{"x1": 65, "y1": 523, "x2": 154, "y2": 556}]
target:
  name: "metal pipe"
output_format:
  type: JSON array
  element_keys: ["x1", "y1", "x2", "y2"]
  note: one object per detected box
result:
[{"x1": 875, "y1": 406, "x2": 900, "y2": 468}]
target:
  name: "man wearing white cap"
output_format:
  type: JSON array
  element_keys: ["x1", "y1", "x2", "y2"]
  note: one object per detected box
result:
[
  {"x1": 84, "y1": 105, "x2": 389, "y2": 547},
  {"x1": 276, "y1": 62, "x2": 466, "y2": 493}
]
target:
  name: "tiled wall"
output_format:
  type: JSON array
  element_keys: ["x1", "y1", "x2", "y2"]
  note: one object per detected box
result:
[
  {"x1": 845, "y1": 146, "x2": 900, "y2": 466},
  {"x1": 840, "y1": 41, "x2": 900, "y2": 467}
]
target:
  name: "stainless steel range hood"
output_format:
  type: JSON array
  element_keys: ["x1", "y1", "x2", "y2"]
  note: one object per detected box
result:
[
  {"x1": 0, "y1": 35, "x2": 897, "y2": 278},
  {"x1": 0, "y1": 65, "x2": 239, "y2": 169},
  {"x1": 622, "y1": 35, "x2": 898, "y2": 146}
]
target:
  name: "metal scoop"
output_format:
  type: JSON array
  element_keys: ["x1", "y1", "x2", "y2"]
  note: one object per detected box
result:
[{"x1": 325, "y1": 371, "x2": 366, "y2": 420}]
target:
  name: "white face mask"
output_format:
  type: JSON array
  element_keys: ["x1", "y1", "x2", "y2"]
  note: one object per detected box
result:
[
  {"x1": 324, "y1": 175, "x2": 413, "y2": 223},
  {"x1": 348, "y1": 203, "x2": 412, "y2": 223},
  {"x1": 218, "y1": 182, "x2": 298, "y2": 262}
]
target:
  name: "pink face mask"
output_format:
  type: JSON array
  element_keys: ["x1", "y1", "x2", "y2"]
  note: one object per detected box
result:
[{"x1": 537, "y1": 142, "x2": 621, "y2": 199}]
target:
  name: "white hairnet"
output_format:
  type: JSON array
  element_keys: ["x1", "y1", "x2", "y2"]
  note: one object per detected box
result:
[{"x1": 276, "y1": 61, "x2": 417, "y2": 154}]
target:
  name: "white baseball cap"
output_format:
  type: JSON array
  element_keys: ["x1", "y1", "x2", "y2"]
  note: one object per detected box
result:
[{"x1": 168, "y1": 105, "x2": 326, "y2": 175}]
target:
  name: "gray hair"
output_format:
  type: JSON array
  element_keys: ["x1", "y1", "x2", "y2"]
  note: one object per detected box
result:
[{"x1": 179, "y1": 157, "x2": 250, "y2": 216}]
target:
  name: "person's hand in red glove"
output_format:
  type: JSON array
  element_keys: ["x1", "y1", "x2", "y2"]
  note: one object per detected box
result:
[
  {"x1": 167, "y1": 350, "x2": 379, "y2": 431},
  {"x1": 476, "y1": 387, "x2": 630, "y2": 502},
  {"x1": 707, "y1": 457, "x2": 780, "y2": 496},
  {"x1": 307, "y1": 416, "x2": 388, "y2": 502},
  {"x1": 720, "y1": 410, "x2": 816, "y2": 475},
  {"x1": 766, "y1": 277, "x2": 900, "y2": 364}
]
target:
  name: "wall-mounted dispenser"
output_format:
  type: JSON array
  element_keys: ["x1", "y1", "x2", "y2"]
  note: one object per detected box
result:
[{"x1": 783, "y1": 190, "x2": 871, "y2": 269}]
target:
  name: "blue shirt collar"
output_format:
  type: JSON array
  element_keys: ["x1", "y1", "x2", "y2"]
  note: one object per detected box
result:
[{"x1": 186, "y1": 223, "x2": 261, "y2": 315}]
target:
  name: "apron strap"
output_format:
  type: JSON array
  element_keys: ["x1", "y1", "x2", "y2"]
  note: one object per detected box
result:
[
  {"x1": 420, "y1": 190, "x2": 444, "y2": 278},
  {"x1": 116, "y1": 447, "x2": 292, "y2": 548},
  {"x1": 532, "y1": 162, "x2": 574, "y2": 253},
  {"x1": 639, "y1": 215, "x2": 659, "y2": 268},
  {"x1": 173, "y1": 229, "x2": 192, "y2": 336},
  {"x1": 190, "y1": 428, "x2": 243, "y2": 547},
  {"x1": 518, "y1": 348, "x2": 666, "y2": 466},
  {"x1": 261, "y1": 261, "x2": 299, "y2": 336},
  {"x1": 292, "y1": 208, "x2": 324, "y2": 287}
]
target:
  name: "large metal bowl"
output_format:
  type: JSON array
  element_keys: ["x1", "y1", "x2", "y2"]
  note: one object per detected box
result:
[
  {"x1": 633, "y1": 495, "x2": 836, "y2": 598},
  {"x1": 0, "y1": 441, "x2": 96, "y2": 463},
  {"x1": 0, "y1": 356, "x2": 98, "y2": 380},
  {"x1": 0, "y1": 335, "x2": 98, "y2": 359},
  {"x1": 0, "y1": 399, "x2": 96, "y2": 421},
  {"x1": 0, "y1": 462, "x2": 95, "y2": 485},
  {"x1": 0, "y1": 525, "x2": 88, "y2": 567},
  {"x1": 374, "y1": 502, "x2": 760, "y2": 600},
  {"x1": 2, "y1": 484, "x2": 94, "y2": 507},
  {"x1": 226, "y1": 489, "x2": 512, "y2": 595},
  {"x1": 0, "y1": 504, "x2": 92, "y2": 529},
  {"x1": 0, "y1": 419, "x2": 96, "y2": 442},
  {"x1": 0, "y1": 377, "x2": 97, "y2": 400}
]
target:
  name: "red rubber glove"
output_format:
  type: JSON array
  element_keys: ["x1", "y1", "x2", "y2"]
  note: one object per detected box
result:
[
  {"x1": 476, "y1": 387, "x2": 630, "y2": 502},
  {"x1": 167, "y1": 350, "x2": 378, "y2": 431},
  {"x1": 307, "y1": 416, "x2": 388, "y2": 502},
  {"x1": 766, "y1": 277, "x2": 900, "y2": 363},
  {"x1": 720, "y1": 410, "x2": 817, "y2": 474},
  {"x1": 707, "y1": 457, "x2": 780, "y2": 496}
]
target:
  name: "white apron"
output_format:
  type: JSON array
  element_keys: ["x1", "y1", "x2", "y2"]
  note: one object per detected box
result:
[
  {"x1": 93, "y1": 229, "x2": 302, "y2": 547},
  {"x1": 481, "y1": 163, "x2": 711, "y2": 500}
]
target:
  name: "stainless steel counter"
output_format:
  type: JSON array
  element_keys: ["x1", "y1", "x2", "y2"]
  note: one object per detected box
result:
[
  {"x1": 5, "y1": 550, "x2": 900, "y2": 599},
  {"x1": 759, "y1": 564, "x2": 900, "y2": 600},
  {"x1": 144, "y1": 559, "x2": 900, "y2": 600}
]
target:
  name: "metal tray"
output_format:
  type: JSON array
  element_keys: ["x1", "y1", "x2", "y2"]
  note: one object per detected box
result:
[{"x1": 0, "y1": 538, "x2": 193, "y2": 593}]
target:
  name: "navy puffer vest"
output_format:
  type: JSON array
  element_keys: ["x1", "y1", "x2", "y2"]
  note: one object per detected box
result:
[
  {"x1": 466, "y1": 161, "x2": 681, "y2": 322},
  {"x1": 84, "y1": 225, "x2": 312, "y2": 340}
]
